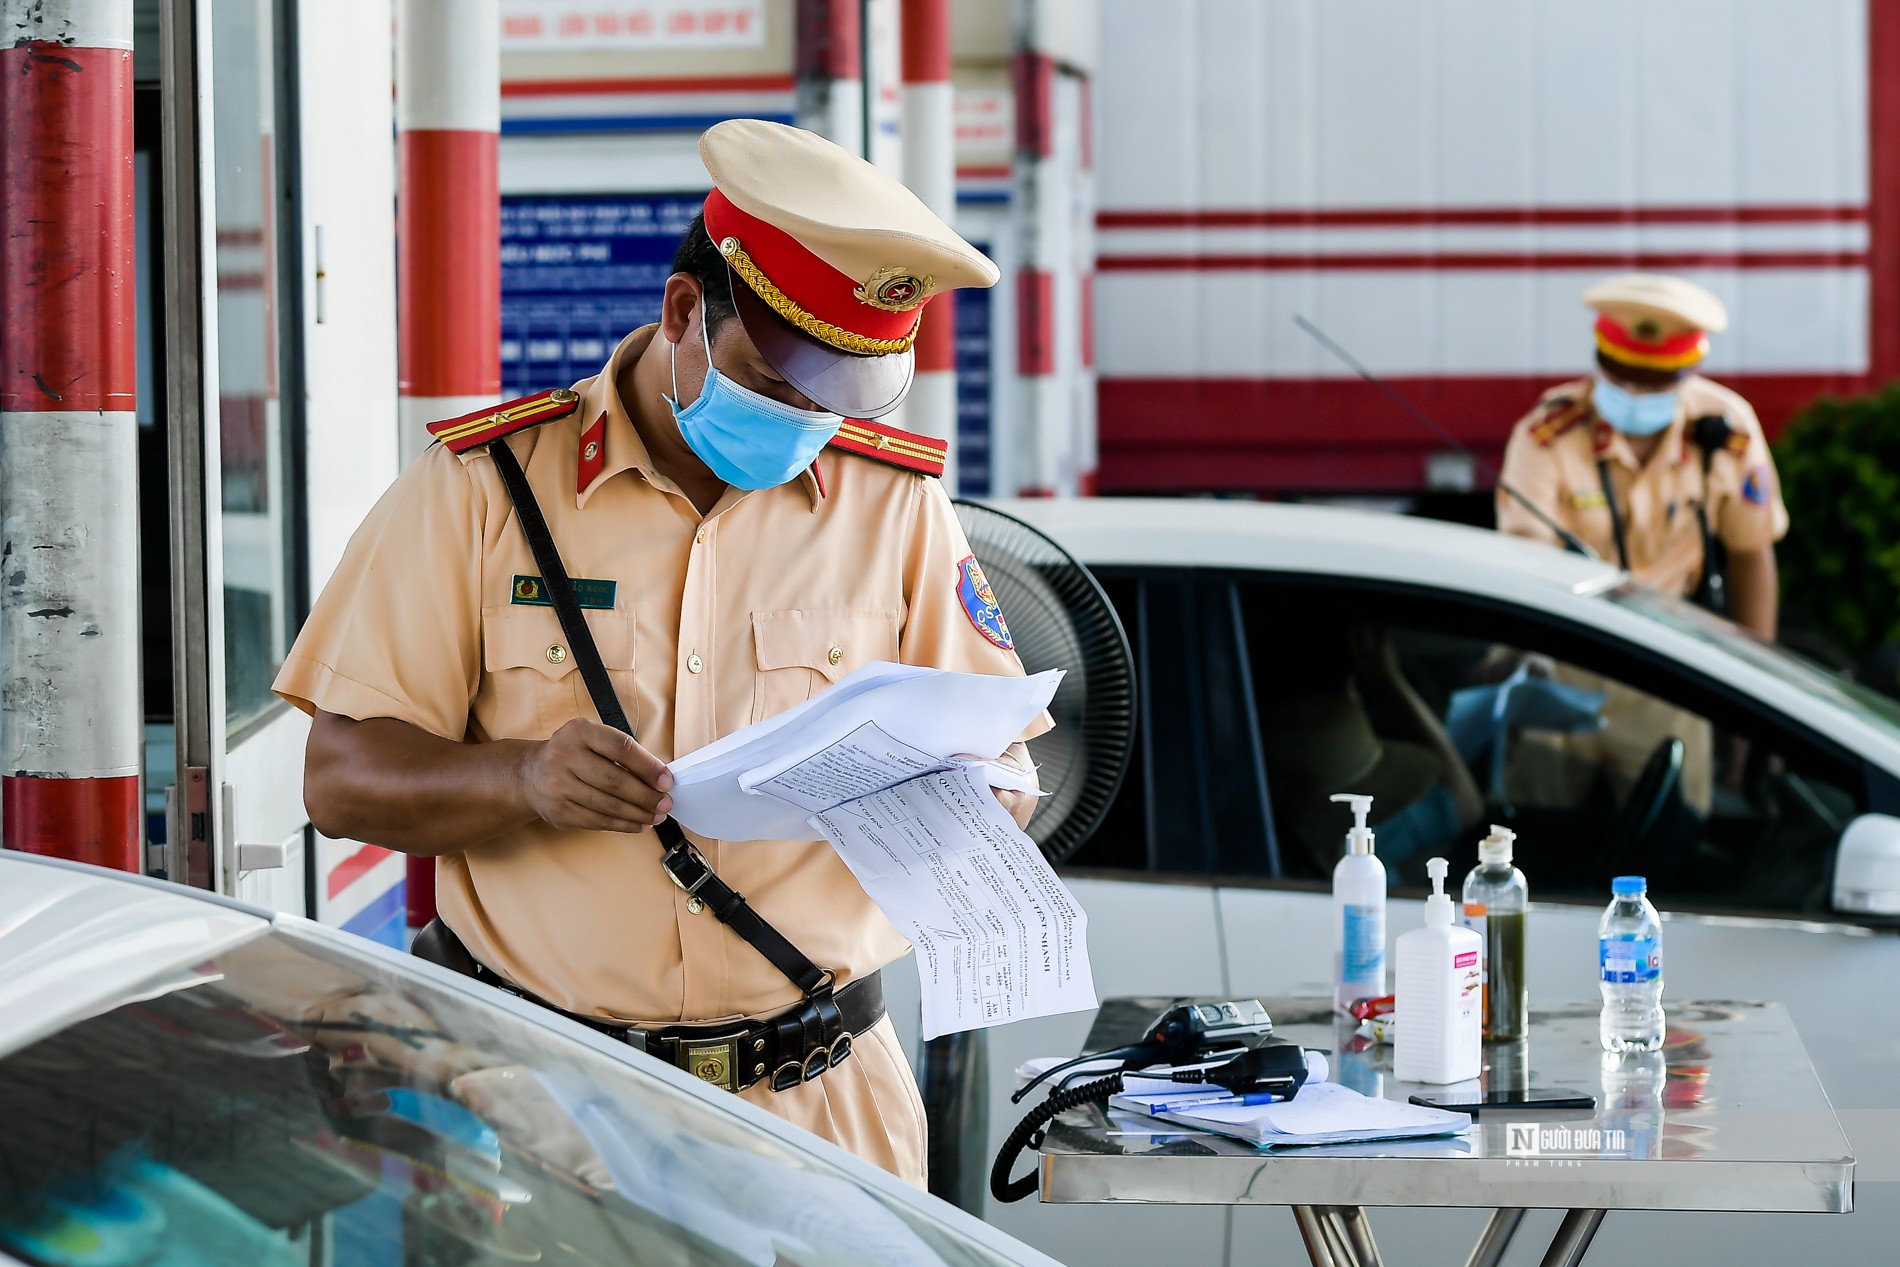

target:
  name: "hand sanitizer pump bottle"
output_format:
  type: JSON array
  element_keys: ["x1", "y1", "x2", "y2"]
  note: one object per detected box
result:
[
  {"x1": 1330, "y1": 793, "x2": 1386, "y2": 1013},
  {"x1": 1395, "y1": 858, "x2": 1484, "y2": 1084}
]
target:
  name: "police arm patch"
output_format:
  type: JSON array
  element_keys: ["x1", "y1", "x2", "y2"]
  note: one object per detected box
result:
[
  {"x1": 1743, "y1": 465, "x2": 1771, "y2": 506},
  {"x1": 956, "y1": 555, "x2": 1013, "y2": 650}
]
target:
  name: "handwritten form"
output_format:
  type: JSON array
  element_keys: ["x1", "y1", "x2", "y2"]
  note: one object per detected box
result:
[
  {"x1": 813, "y1": 766, "x2": 1096, "y2": 1040},
  {"x1": 666, "y1": 662, "x2": 1096, "y2": 1037}
]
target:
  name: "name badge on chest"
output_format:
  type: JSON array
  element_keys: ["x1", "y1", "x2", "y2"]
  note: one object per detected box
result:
[{"x1": 511, "y1": 574, "x2": 617, "y2": 609}]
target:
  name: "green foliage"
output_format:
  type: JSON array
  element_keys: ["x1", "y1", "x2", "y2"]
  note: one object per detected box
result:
[{"x1": 1773, "y1": 385, "x2": 1900, "y2": 657}]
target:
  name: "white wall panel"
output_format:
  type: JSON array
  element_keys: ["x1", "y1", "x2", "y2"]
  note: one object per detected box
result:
[{"x1": 1098, "y1": 0, "x2": 1867, "y2": 213}]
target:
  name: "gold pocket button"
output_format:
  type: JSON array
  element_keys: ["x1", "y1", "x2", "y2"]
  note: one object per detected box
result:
[
  {"x1": 827, "y1": 645, "x2": 844, "y2": 666},
  {"x1": 545, "y1": 644, "x2": 567, "y2": 665}
]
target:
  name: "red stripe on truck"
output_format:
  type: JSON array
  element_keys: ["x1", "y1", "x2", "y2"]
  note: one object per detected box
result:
[
  {"x1": 1096, "y1": 373, "x2": 1863, "y2": 495},
  {"x1": 1098, "y1": 251, "x2": 1867, "y2": 272},
  {"x1": 1098, "y1": 205, "x2": 1868, "y2": 230}
]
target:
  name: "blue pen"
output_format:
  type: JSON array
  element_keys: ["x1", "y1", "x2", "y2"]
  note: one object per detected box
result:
[{"x1": 1163, "y1": 1091, "x2": 1286, "y2": 1111}]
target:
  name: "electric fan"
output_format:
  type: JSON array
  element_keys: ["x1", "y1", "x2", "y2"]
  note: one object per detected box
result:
[{"x1": 951, "y1": 500, "x2": 1136, "y2": 865}]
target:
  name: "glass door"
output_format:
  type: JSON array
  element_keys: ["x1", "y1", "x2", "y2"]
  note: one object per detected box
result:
[{"x1": 160, "y1": 0, "x2": 308, "y2": 912}]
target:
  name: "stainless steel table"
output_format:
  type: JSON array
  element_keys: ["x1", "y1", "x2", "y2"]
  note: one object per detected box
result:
[{"x1": 1034, "y1": 998, "x2": 1854, "y2": 1267}]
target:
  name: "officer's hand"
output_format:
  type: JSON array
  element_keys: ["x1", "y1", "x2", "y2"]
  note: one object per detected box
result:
[{"x1": 519, "y1": 720, "x2": 674, "y2": 833}]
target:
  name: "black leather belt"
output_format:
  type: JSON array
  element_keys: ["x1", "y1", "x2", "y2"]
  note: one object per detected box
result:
[{"x1": 467, "y1": 952, "x2": 884, "y2": 1093}]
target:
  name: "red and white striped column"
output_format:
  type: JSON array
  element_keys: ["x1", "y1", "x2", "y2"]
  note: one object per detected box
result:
[
  {"x1": 901, "y1": 0, "x2": 959, "y2": 488},
  {"x1": 1011, "y1": 36, "x2": 1065, "y2": 496},
  {"x1": 396, "y1": 0, "x2": 500, "y2": 470},
  {"x1": 1072, "y1": 72, "x2": 1097, "y2": 495},
  {"x1": 796, "y1": 0, "x2": 865, "y2": 156},
  {"x1": 396, "y1": 0, "x2": 498, "y2": 920},
  {"x1": 0, "y1": 0, "x2": 142, "y2": 871}
]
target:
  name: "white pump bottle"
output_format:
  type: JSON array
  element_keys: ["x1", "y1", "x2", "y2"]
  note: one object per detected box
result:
[
  {"x1": 1330, "y1": 793, "x2": 1387, "y2": 1012},
  {"x1": 1395, "y1": 857, "x2": 1484, "y2": 1084}
]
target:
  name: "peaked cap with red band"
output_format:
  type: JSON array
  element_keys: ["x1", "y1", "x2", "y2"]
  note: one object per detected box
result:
[
  {"x1": 699, "y1": 118, "x2": 1000, "y2": 419},
  {"x1": 1583, "y1": 273, "x2": 1729, "y2": 379}
]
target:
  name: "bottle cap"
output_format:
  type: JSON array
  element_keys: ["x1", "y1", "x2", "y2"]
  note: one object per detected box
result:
[
  {"x1": 1424, "y1": 857, "x2": 1454, "y2": 926},
  {"x1": 1612, "y1": 875, "x2": 1647, "y2": 896},
  {"x1": 1479, "y1": 824, "x2": 1516, "y2": 865},
  {"x1": 1330, "y1": 793, "x2": 1376, "y2": 856}
]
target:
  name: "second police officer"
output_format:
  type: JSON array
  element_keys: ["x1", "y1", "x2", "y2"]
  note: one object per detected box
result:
[{"x1": 1497, "y1": 273, "x2": 1789, "y2": 641}]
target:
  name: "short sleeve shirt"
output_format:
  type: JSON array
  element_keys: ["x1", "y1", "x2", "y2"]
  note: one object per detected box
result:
[
  {"x1": 274, "y1": 325, "x2": 1049, "y2": 1026},
  {"x1": 1495, "y1": 375, "x2": 1790, "y2": 595}
]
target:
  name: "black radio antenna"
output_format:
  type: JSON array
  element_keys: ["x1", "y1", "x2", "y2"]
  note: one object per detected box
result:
[{"x1": 1292, "y1": 314, "x2": 1599, "y2": 560}]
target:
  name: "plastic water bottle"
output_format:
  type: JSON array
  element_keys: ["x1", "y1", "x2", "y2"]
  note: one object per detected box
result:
[{"x1": 1598, "y1": 876, "x2": 1664, "y2": 1052}]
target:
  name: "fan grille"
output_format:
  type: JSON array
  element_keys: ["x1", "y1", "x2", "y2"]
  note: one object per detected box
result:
[{"x1": 953, "y1": 501, "x2": 1136, "y2": 865}]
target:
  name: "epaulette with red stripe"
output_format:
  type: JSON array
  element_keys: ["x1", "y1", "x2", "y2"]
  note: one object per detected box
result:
[
  {"x1": 1530, "y1": 397, "x2": 1589, "y2": 448},
  {"x1": 426, "y1": 388, "x2": 582, "y2": 455},
  {"x1": 826, "y1": 418, "x2": 947, "y2": 477}
]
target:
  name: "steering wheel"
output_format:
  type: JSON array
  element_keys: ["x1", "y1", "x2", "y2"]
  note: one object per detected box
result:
[{"x1": 1607, "y1": 737, "x2": 1685, "y2": 877}]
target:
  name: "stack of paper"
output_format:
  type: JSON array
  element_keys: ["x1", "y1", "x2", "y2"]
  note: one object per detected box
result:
[
  {"x1": 1111, "y1": 1078, "x2": 1469, "y2": 1148},
  {"x1": 665, "y1": 661, "x2": 1094, "y2": 1040}
]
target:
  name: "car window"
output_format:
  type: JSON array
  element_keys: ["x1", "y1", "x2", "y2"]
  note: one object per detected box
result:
[
  {"x1": 1609, "y1": 585, "x2": 1900, "y2": 740},
  {"x1": 0, "y1": 927, "x2": 1023, "y2": 1267},
  {"x1": 1071, "y1": 572, "x2": 1279, "y2": 877},
  {"x1": 1265, "y1": 579, "x2": 1865, "y2": 915},
  {"x1": 1074, "y1": 568, "x2": 1867, "y2": 920}
]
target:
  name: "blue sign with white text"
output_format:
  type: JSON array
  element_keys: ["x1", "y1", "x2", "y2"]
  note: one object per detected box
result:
[
  {"x1": 500, "y1": 192, "x2": 706, "y2": 396},
  {"x1": 954, "y1": 242, "x2": 995, "y2": 496}
]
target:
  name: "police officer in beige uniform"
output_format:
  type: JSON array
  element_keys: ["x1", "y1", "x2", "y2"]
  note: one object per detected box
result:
[
  {"x1": 1498, "y1": 274, "x2": 1789, "y2": 640},
  {"x1": 274, "y1": 120, "x2": 1046, "y2": 1185},
  {"x1": 1496, "y1": 275, "x2": 1790, "y2": 813}
]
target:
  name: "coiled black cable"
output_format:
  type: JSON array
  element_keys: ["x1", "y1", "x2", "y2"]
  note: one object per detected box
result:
[{"x1": 990, "y1": 1072, "x2": 1126, "y2": 1203}]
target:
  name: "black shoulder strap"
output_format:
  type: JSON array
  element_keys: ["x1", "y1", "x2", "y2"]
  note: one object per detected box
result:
[
  {"x1": 487, "y1": 438, "x2": 830, "y2": 997},
  {"x1": 1595, "y1": 456, "x2": 1632, "y2": 572}
]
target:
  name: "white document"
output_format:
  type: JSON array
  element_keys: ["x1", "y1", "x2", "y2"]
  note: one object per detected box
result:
[
  {"x1": 1112, "y1": 1078, "x2": 1469, "y2": 1148},
  {"x1": 812, "y1": 766, "x2": 1097, "y2": 1040},
  {"x1": 666, "y1": 661, "x2": 1061, "y2": 843},
  {"x1": 660, "y1": 661, "x2": 1089, "y2": 1037}
]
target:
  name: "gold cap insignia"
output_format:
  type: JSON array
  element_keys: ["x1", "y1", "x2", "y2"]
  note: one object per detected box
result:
[
  {"x1": 1632, "y1": 318, "x2": 1662, "y2": 342},
  {"x1": 855, "y1": 265, "x2": 934, "y2": 313}
]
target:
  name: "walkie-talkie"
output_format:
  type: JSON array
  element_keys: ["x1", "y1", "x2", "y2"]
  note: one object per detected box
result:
[{"x1": 1689, "y1": 413, "x2": 1733, "y2": 618}]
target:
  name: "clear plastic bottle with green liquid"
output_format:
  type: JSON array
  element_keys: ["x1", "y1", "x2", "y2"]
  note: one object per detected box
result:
[{"x1": 1461, "y1": 825, "x2": 1528, "y2": 1041}]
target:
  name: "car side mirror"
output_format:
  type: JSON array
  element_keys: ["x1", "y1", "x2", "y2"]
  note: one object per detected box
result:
[{"x1": 1832, "y1": 813, "x2": 1900, "y2": 916}]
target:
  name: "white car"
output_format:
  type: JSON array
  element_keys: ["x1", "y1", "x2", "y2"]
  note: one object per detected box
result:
[
  {"x1": 935, "y1": 498, "x2": 1900, "y2": 1267},
  {"x1": 0, "y1": 852, "x2": 1064, "y2": 1267}
]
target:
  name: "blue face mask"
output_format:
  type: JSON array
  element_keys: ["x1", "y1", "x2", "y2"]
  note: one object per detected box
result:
[
  {"x1": 666, "y1": 311, "x2": 843, "y2": 490},
  {"x1": 1593, "y1": 375, "x2": 1679, "y2": 436}
]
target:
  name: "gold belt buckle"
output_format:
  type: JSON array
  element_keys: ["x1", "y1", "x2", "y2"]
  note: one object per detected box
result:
[{"x1": 680, "y1": 1030, "x2": 746, "y2": 1092}]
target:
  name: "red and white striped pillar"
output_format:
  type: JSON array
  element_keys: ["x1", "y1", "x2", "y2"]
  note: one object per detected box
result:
[
  {"x1": 796, "y1": 0, "x2": 865, "y2": 156},
  {"x1": 396, "y1": 0, "x2": 500, "y2": 470},
  {"x1": 901, "y1": 0, "x2": 959, "y2": 488},
  {"x1": 396, "y1": 0, "x2": 498, "y2": 921},
  {"x1": 0, "y1": 0, "x2": 142, "y2": 871},
  {"x1": 1072, "y1": 72, "x2": 1097, "y2": 495},
  {"x1": 1011, "y1": 35, "x2": 1065, "y2": 496}
]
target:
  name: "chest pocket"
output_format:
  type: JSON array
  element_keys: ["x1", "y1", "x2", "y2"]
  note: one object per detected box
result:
[
  {"x1": 751, "y1": 609, "x2": 900, "y2": 725},
  {"x1": 482, "y1": 605, "x2": 637, "y2": 739}
]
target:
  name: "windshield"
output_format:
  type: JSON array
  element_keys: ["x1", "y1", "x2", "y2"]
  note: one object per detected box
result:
[
  {"x1": 0, "y1": 926, "x2": 1024, "y2": 1267},
  {"x1": 1608, "y1": 584, "x2": 1900, "y2": 741}
]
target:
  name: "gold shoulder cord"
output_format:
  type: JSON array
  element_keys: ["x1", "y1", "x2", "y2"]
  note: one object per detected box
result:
[{"x1": 718, "y1": 237, "x2": 917, "y2": 357}]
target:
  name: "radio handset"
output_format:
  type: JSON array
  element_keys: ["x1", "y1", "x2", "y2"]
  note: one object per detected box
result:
[
  {"x1": 1292, "y1": 315, "x2": 1598, "y2": 561},
  {"x1": 1688, "y1": 413, "x2": 1734, "y2": 617}
]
